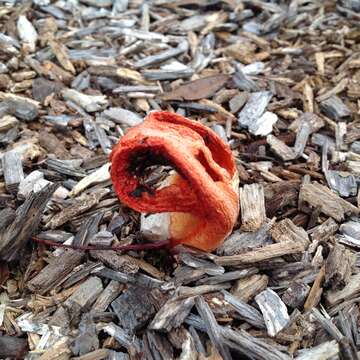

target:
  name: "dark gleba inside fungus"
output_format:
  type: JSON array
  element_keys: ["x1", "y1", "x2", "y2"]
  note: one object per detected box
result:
[{"x1": 110, "y1": 111, "x2": 239, "y2": 252}]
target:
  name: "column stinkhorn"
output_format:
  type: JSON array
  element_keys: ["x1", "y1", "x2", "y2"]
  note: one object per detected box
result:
[{"x1": 110, "y1": 111, "x2": 239, "y2": 252}]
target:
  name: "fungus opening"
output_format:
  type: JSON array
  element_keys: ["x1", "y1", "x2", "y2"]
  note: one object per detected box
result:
[
  {"x1": 127, "y1": 149, "x2": 179, "y2": 199},
  {"x1": 128, "y1": 149, "x2": 172, "y2": 176}
]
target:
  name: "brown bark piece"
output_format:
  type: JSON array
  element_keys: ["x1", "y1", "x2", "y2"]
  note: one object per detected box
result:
[
  {"x1": 27, "y1": 249, "x2": 84, "y2": 295},
  {"x1": 215, "y1": 241, "x2": 305, "y2": 266},
  {"x1": 299, "y1": 182, "x2": 359, "y2": 221},
  {"x1": 324, "y1": 243, "x2": 355, "y2": 290},
  {"x1": 240, "y1": 184, "x2": 266, "y2": 231},
  {"x1": 0, "y1": 184, "x2": 57, "y2": 262},
  {"x1": 270, "y1": 218, "x2": 310, "y2": 249}
]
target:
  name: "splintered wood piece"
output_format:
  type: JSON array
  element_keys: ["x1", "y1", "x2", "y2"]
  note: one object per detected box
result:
[
  {"x1": 47, "y1": 189, "x2": 109, "y2": 229},
  {"x1": 281, "y1": 282, "x2": 310, "y2": 309},
  {"x1": 347, "y1": 160, "x2": 360, "y2": 177},
  {"x1": 238, "y1": 91, "x2": 273, "y2": 130},
  {"x1": 2, "y1": 150, "x2": 24, "y2": 193},
  {"x1": 164, "y1": 325, "x2": 190, "y2": 350},
  {"x1": 149, "y1": 296, "x2": 195, "y2": 332},
  {"x1": 90, "y1": 250, "x2": 139, "y2": 274},
  {"x1": 310, "y1": 218, "x2": 339, "y2": 243},
  {"x1": 0, "y1": 92, "x2": 39, "y2": 121},
  {"x1": 324, "y1": 243, "x2": 355, "y2": 290},
  {"x1": 303, "y1": 81, "x2": 314, "y2": 113},
  {"x1": 178, "y1": 284, "x2": 231, "y2": 299},
  {"x1": 233, "y1": 68, "x2": 259, "y2": 92},
  {"x1": 50, "y1": 276, "x2": 103, "y2": 326},
  {"x1": 71, "y1": 314, "x2": 99, "y2": 356},
  {"x1": 62, "y1": 89, "x2": 108, "y2": 113},
  {"x1": 70, "y1": 163, "x2": 110, "y2": 197},
  {"x1": 143, "y1": 330, "x2": 174, "y2": 359},
  {"x1": 0, "y1": 115, "x2": 19, "y2": 131},
  {"x1": 72, "y1": 349, "x2": 110, "y2": 360},
  {"x1": 240, "y1": 184, "x2": 266, "y2": 231},
  {"x1": 72, "y1": 212, "x2": 103, "y2": 247},
  {"x1": 325, "y1": 273, "x2": 360, "y2": 306},
  {"x1": 264, "y1": 181, "x2": 299, "y2": 218},
  {"x1": 293, "y1": 120, "x2": 311, "y2": 157},
  {"x1": 320, "y1": 95, "x2": 351, "y2": 121},
  {"x1": 102, "y1": 322, "x2": 142, "y2": 352},
  {"x1": 217, "y1": 223, "x2": 271, "y2": 256},
  {"x1": 311, "y1": 309, "x2": 347, "y2": 347},
  {"x1": 197, "y1": 268, "x2": 258, "y2": 286},
  {"x1": 325, "y1": 170, "x2": 357, "y2": 198},
  {"x1": 131, "y1": 256, "x2": 165, "y2": 279},
  {"x1": 179, "y1": 253, "x2": 225, "y2": 276},
  {"x1": 61, "y1": 261, "x2": 102, "y2": 289},
  {"x1": 316, "y1": 78, "x2": 348, "y2": 102},
  {"x1": 288, "y1": 112, "x2": 324, "y2": 133},
  {"x1": 48, "y1": 39, "x2": 76, "y2": 74},
  {"x1": 97, "y1": 266, "x2": 164, "y2": 289},
  {"x1": 94, "y1": 122, "x2": 112, "y2": 155},
  {"x1": 304, "y1": 266, "x2": 325, "y2": 311},
  {"x1": 215, "y1": 241, "x2": 305, "y2": 266},
  {"x1": 267, "y1": 135, "x2": 296, "y2": 161},
  {"x1": 103, "y1": 107, "x2": 142, "y2": 127},
  {"x1": 37, "y1": 338, "x2": 71, "y2": 360},
  {"x1": 229, "y1": 92, "x2": 248, "y2": 113},
  {"x1": 247, "y1": 111, "x2": 278, "y2": 136},
  {"x1": 339, "y1": 221, "x2": 360, "y2": 248},
  {"x1": 222, "y1": 290, "x2": 265, "y2": 329},
  {"x1": 220, "y1": 327, "x2": 291, "y2": 360},
  {"x1": 27, "y1": 249, "x2": 85, "y2": 294},
  {"x1": 299, "y1": 182, "x2": 359, "y2": 222},
  {"x1": 111, "y1": 285, "x2": 156, "y2": 334},
  {"x1": 92, "y1": 280, "x2": 123, "y2": 312},
  {"x1": 296, "y1": 340, "x2": 339, "y2": 360},
  {"x1": 143, "y1": 68, "x2": 193, "y2": 81},
  {"x1": 231, "y1": 274, "x2": 269, "y2": 303},
  {"x1": 174, "y1": 266, "x2": 206, "y2": 286},
  {"x1": 174, "y1": 330, "x2": 198, "y2": 359},
  {"x1": 270, "y1": 219, "x2": 310, "y2": 248},
  {"x1": 195, "y1": 296, "x2": 232, "y2": 360},
  {"x1": 161, "y1": 74, "x2": 229, "y2": 101},
  {"x1": 0, "y1": 208, "x2": 15, "y2": 231},
  {"x1": 18, "y1": 170, "x2": 54, "y2": 200},
  {"x1": 134, "y1": 41, "x2": 188, "y2": 69},
  {"x1": 39, "y1": 130, "x2": 72, "y2": 159},
  {"x1": 255, "y1": 288, "x2": 289, "y2": 337},
  {"x1": 0, "y1": 184, "x2": 57, "y2": 262}
]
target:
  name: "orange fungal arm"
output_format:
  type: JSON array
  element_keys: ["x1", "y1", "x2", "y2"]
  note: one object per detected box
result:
[{"x1": 110, "y1": 111, "x2": 239, "y2": 252}]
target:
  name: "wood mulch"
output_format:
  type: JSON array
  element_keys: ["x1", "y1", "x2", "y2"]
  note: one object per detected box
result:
[{"x1": 1, "y1": 1, "x2": 360, "y2": 359}]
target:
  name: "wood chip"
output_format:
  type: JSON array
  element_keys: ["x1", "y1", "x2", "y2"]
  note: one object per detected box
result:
[
  {"x1": 326, "y1": 273, "x2": 360, "y2": 306},
  {"x1": 324, "y1": 243, "x2": 355, "y2": 290},
  {"x1": 239, "y1": 184, "x2": 266, "y2": 231},
  {"x1": 215, "y1": 241, "x2": 305, "y2": 266},
  {"x1": 270, "y1": 219, "x2": 310, "y2": 249},
  {"x1": 299, "y1": 182, "x2": 359, "y2": 222},
  {"x1": 2, "y1": 3, "x2": 360, "y2": 358},
  {"x1": 2, "y1": 150, "x2": 24, "y2": 193},
  {"x1": 149, "y1": 296, "x2": 195, "y2": 332},
  {"x1": 255, "y1": 289, "x2": 289, "y2": 337},
  {"x1": 0, "y1": 184, "x2": 57, "y2": 261},
  {"x1": 195, "y1": 296, "x2": 231, "y2": 360}
]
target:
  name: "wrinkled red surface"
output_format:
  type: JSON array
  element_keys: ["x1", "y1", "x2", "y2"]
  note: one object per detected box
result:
[{"x1": 110, "y1": 111, "x2": 239, "y2": 251}]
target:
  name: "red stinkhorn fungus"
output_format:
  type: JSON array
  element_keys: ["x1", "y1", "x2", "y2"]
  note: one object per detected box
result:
[{"x1": 110, "y1": 111, "x2": 239, "y2": 252}]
